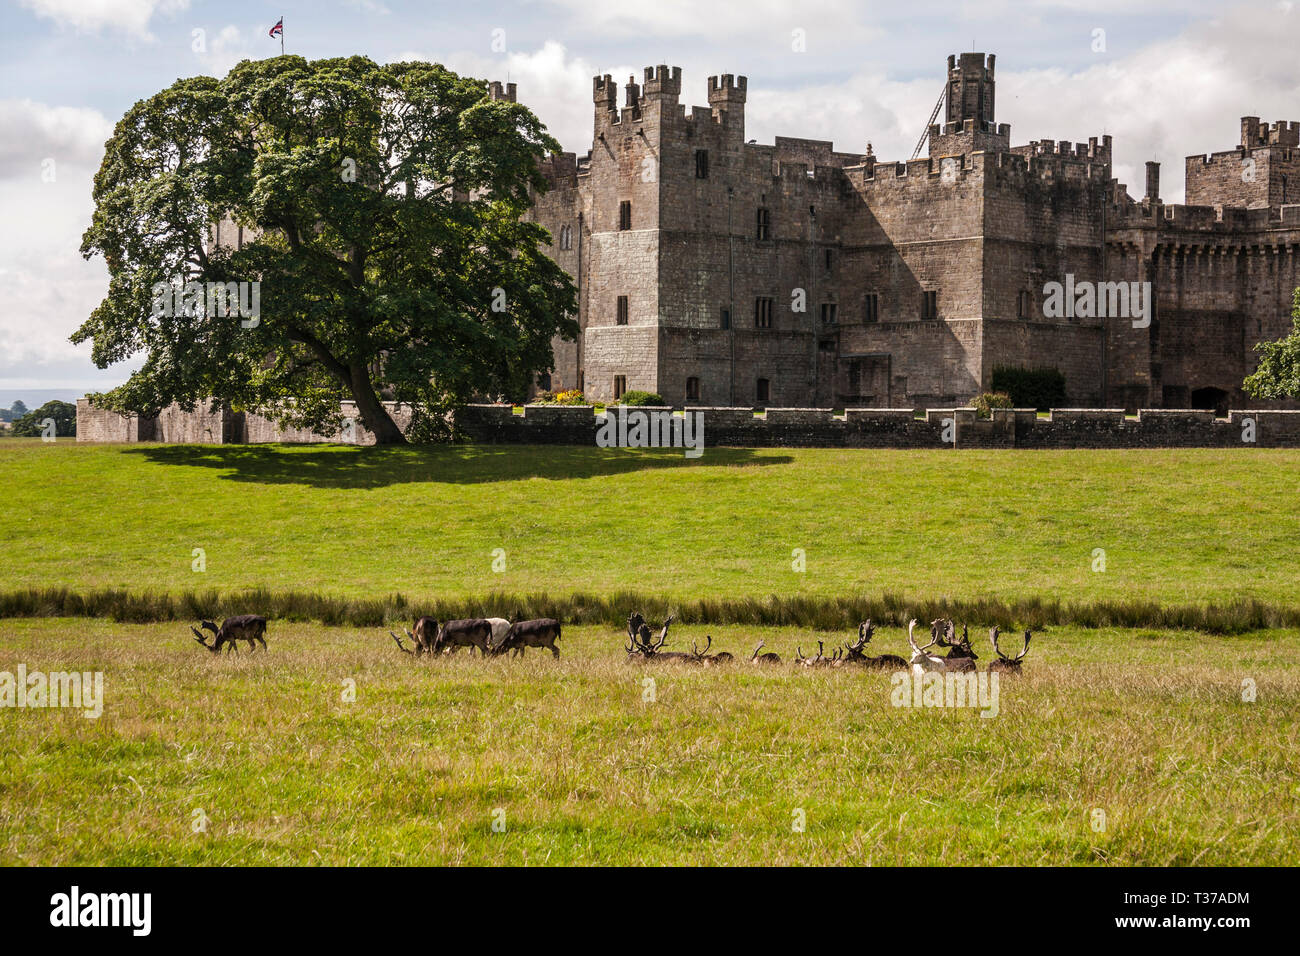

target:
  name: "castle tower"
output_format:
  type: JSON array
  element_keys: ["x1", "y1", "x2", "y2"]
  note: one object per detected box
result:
[
  {"x1": 707, "y1": 74, "x2": 746, "y2": 128},
  {"x1": 929, "y1": 53, "x2": 1009, "y2": 156}
]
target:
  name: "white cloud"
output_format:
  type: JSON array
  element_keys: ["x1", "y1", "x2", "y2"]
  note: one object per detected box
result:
[{"x1": 19, "y1": 0, "x2": 190, "y2": 39}]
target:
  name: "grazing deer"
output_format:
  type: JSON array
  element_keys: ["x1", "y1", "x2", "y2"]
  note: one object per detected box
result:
[
  {"x1": 750, "y1": 641, "x2": 782, "y2": 665},
  {"x1": 625, "y1": 613, "x2": 692, "y2": 661},
  {"x1": 988, "y1": 627, "x2": 1031, "y2": 674},
  {"x1": 835, "y1": 621, "x2": 908, "y2": 670},
  {"x1": 494, "y1": 618, "x2": 562, "y2": 658},
  {"x1": 434, "y1": 619, "x2": 492, "y2": 655},
  {"x1": 794, "y1": 641, "x2": 838, "y2": 668},
  {"x1": 191, "y1": 615, "x2": 268, "y2": 654},
  {"x1": 933, "y1": 619, "x2": 979, "y2": 672},
  {"x1": 391, "y1": 616, "x2": 440, "y2": 656}
]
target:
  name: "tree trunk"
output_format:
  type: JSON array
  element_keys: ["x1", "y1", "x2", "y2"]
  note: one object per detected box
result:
[{"x1": 348, "y1": 363, "x2": 407, "y2": 445}]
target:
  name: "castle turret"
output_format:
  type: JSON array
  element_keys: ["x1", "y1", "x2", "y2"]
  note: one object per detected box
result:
[
  {"x1": 487, "y1": 80, "x2": 517, "y2": 103},
  {"x1": 642, "y1": 65, "x2": 682, "y2": 103},
  {"x1": 708, "y1": 74, "x2": 747, "y2": 127},
  {"x1": 945, "y1": 52, "x2": 995, "y2": 133}
]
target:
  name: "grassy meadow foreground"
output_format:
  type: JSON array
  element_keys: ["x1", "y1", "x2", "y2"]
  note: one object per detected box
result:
[{"x1": 1, "y1": 619, "x2": 1297, "y2": 866}]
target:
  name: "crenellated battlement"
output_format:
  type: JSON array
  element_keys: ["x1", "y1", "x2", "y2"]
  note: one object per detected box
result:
[
  {"x1": 642, "y1": 64, "x2": 682, "y2": 99},
  {"x1": 1241, "y1": 116, "x2": 1300, "y2": 148}
]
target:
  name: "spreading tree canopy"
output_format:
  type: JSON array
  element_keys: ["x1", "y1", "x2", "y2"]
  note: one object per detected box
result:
[
  {"x1": 76, "y1": 55, "x2": 577, "y2": 443},
  {"x1": 1244, "y1": 289, "x2": 1300, "y2": 401}
]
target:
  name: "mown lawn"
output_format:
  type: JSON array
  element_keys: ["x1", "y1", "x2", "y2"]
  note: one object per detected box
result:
[
  {"x1": 0, "y1": 618, "x2": 1295, "y2": 865},
  {"x1": 1, "y1": 440, "x2": 1298, "y2": 608}
]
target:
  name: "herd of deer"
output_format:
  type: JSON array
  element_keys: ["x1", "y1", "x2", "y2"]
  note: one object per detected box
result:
[
  {"x1": 188, "y1": 611, "x2": 1032, "y2": 673},
  {"x1": 625, "y1": 613, "x2": 1032, "y2": 674}
]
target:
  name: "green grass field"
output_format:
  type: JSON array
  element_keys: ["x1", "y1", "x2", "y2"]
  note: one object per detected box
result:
[
  {"x1": 1, "y1": 440, "x2": 1297, "y2": 865},
  {"x1": 2, "y1": 441, "x2": 1299, "y2": 607},
  {"x1": 2, "y1": 619, "x2": 1296, "y2": 865}
]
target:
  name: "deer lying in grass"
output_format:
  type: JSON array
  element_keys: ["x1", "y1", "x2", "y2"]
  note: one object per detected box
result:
[
  {"x1": 688, "y1": 635, "x2": 733, "y2": 666},
  {"x1": 794, "y1": 641, "x2": 839, "y2": 668},
  {"x1": 988, "y1": 627, "x2": 1031, "y2": 674},
  {"x1": 625, "y1": 613, "x2": 694, "y2": 661},
  {"x1": 391, "y1": 616, "x2": 439, "y2": 656},
  {"x1": 835, "y1": 621, "x2": 908, "y2": 670},
  {"x1": 906, "y1": 619, "x2": 953, "y2": 675},
  {"x1": 933, "y1": 619, "x2": 979, "y2": 671},
  {"x1": 750, "y1": 641, "x2": 782, "y2": 665},
  {"x1": 494, "y1": 618, "x2": 562, "y2": 658},
  {"x1": 191, "y1": 615, "x2": 268, "y2": 654}
]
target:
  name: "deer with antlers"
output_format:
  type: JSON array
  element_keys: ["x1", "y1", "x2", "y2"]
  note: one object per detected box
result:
[
  {"x1": 688, "y1": 635, "x2": 733, "y2": 666},
  {"x1": 794, "y1": 641, "x2": 839, "y2": 668},
  {"x1": 835, "y1": 621, "x2": 908, "y2": 670},
  {"x1": 750, "y1": 641, "x2": 782, "y2": 665},
  {"x1": 932, "y1": 619, "x2": 979, "y2": 672},
  {"x1": 906, "y1": 618, "x2": 956, "y2": 674},
  {"x1": 625, "y1": 613, "x2": 693, "y2": 661},
  {"x1": 390, "y1": 616, "x2": 439, "y2": 656},
  {"x1": 191, "y1": 615, "x2": 268, "y2": 654},
  {"x1": 987, "y1": 627, "x2": 1032, "y2": 674}
]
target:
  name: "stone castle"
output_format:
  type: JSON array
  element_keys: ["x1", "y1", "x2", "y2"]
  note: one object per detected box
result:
[{"x1": 507, "y1": 53, "x2": 1300, "y2": 413}]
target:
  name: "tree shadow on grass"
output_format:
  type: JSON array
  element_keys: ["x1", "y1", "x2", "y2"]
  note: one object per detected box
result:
[{"x1": 123, "y1": 443, "x2": 794, "y2": 488}]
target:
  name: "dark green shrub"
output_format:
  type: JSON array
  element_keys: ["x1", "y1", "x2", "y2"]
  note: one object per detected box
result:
[
  {"x1": 611, "y1": 390, "x2": 666, "y2": 406},
  {"x1": 971, "y1": 391, "x2": 1013, "y2": 418}
]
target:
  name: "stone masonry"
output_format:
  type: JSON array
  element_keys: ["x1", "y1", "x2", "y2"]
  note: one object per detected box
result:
[{"x1": 513, "y1": 53, "x2": 1300, "y2": 414}]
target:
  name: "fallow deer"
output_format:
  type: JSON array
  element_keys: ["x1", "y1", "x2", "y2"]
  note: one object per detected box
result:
[
  {"x1": 191, "y1": 615, "x2": 268, "y2": 654},
  {"x1": 906, "y1": 619, "x2": 951, "y2": 675},
  {"x1": 750, "y1": 641, "x2": 782, "y2": 665},
  {"x1": 434, "y1": 619, "x2": 492, "y2": 655},
  {"x1": 390, "y1": 615, "x2": 439, "y2": 656},
  {"x1": 835, "y1": 621, "x2": 908, "y2": 670},
  {"x1": 988, "y1": 627, "x2": 1031, "y2": 674},
  {"x1": 794, "y1": 641, "x2": 838, "y2": 668},
  {"x1": 933, "y1": 619, "x2": 979, "y2": 672},
  {"x1": 689, "y1": 635, "x2": 733, "y2": 666},
  {"x1": 494, "y1": 618, "x2": 562, "y2": 658},
  {"x1": 625, "y1": 613, "x2": 692, "y2": 661}
]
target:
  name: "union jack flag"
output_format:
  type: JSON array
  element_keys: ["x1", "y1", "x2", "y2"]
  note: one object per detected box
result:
[{"x1": 269, "y1": 18, "x2": 283, "y2": 38}]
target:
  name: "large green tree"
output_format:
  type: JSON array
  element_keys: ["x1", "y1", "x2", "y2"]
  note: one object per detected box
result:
[
  {"x1": 1244, "y1": 288, "x2": 1300, "y2": 401},
  {"x1": 12, "y1": 400, "x2": 77, "y2": 437},
  {"x1": 76, "y1": 56, "x2": 576, "y2": 443}
]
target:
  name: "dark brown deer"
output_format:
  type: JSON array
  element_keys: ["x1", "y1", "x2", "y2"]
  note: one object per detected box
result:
[
  {"x1": 433, "y1": 619, "x2": 492, "y2": 655},
  {"x1": 493, "y1": 618, "x2": 562, "y2": 658},
  {"x1": 988, "y1": 627, "x2": 1031, "y2": 674},
  {"x1": 625, "y1": 613, "x2": 692, "y2": 661},
  {"x1": 191, "y1": 615, "x2": 268, "y2": 654},
  {"x1": 750, "y1": 641, "x2": 782, "y2": 665},
  {"x1": 933, "y1": 619, "x2": 978, "y2": 672},
  {"x1": 835, "y1": 621, "x2": 908, "y2": 670},
  {"x1": 390, "y1": 616, "x2": 440, "y2": 656}
]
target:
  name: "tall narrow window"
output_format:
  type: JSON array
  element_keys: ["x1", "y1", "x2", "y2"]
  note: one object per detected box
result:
[
  {"x1": 755, "y1": 297, "x2": 774, "y2": 329},
  {"x1": 864, "y1": 293, "x2": 879, "y2": 323},
  {"x1": 756, "y1": 207, "x2": 771, "y2": 240},
  {"x1": 613, "y1": 375, "x2": 627, "y2": 400},
  {"x1": 616, "y1": 295, "x2": 629, "y2": 325},
  {"x1": 820, "y1": 303, "x2": 837, "y2": 325},
  {"x1": 619, "y1": 201, "x2": 632, "y2": 231},
  {"x1": 695, "y1": 149, "x2": 709, "y2": 179},
  {"x1": 1017, "y1": 290, "x2": 1032, "y2": 319},
  {"x1": 921, "y1": 290, "x2": 938, "y2": 320},
  {"x1": 720, "y1": 306, "x2": 731, "y2": 330},
  {"x1": 685, "y1": 376, "x2": 700, "y2": 401},
  {"x1": 756, "y1": 377, "x2": 771, "y2": 403},
  {"x1": 559, "y1": 225, "x2": 573, "y2": 250},
  {"x1": 824, "y1": 249, "x2": 833, "y2": 272}
]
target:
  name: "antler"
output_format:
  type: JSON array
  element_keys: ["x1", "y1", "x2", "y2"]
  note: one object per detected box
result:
[
  {"x1": 990, "y1": 626, "x2": 1006, "y2": 660},
  {"x1": 908, "y1": 619, "x2": 936, "y2": 655},
  {"x1": 1016, "y1": 629, "x2": 1032, "y2": 661},
  {"x1": 190, "y1": 625, "x2": 213, "y2": 649},
  {"x1": 751, "y1": 640, "x2": 765, "y2": 661},
  {"x1": 390, "y1": 631, "x2": 413, "y2": 654}
]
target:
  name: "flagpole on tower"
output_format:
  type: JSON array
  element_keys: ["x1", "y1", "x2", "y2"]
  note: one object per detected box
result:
[{"x1": 280, "y1": 15, "x2": 284, "y2": 55}]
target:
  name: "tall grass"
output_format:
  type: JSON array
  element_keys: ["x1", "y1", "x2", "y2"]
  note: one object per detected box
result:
[{"x1": 2, "y1": 586, "x2": 1295, "y2": 633}]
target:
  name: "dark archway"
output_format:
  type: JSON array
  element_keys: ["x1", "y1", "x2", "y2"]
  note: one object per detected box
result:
[{"x1": 1191, "y1": 386, "x2": 1230, "y2": 417}]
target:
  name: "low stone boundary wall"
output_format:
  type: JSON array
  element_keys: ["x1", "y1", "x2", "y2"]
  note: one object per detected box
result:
[{"x1": 76, "y1": 399, "x2": 1300, "y2": 449}]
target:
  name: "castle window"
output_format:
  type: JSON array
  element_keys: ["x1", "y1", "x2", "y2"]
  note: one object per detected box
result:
[
  {"x1": 1017, "y1": 290, "x2": 1032, "y2": 319},
  {"x1": 613, "y1": 375, "x2": 628, "y2": 400},
  {"x1": 616, "y1": 295, "x2": 629, "y2": 325},
  {"x1": 820, "y1": 303, "x2": 837, "y2": 325},
  {"x1": 756, "y1": 207, "x2": 771, "y2": 240},
  {"x1": 756, "y1": 378, "x2": 771, "y2": 404},
  {"x1": 559, "y1": 225, "x2": 573, "y2": 250},
  {"x1": 864, "y1": 293, "x2": 879, "y2": 323},
  {"x1": 921, "y1": 290, "x2": 938, "y2": 320},
  {"x1": 695, "y1": 149, "x2": 709, "y2": 179},
  {"x1": 848, "y1": 359, "x2": 862, "y2": 394},
  {"x1": 1283, "y1": 175, "x2": 1289, "y2": 204},
  {"x1": 824, "y1": 249, "x2": 833, "y2": 272},
  {"x1": 685, "y1": 376, "x2": 700, "y2": 401},
  {"x1": 720, "y1": 306, "x2": 731, "y2": 329},
  {"x1": 755, "y1": 297, "x2": 774, "y2": 329},
  {"x1": 619, "y1": 201, "x2": 632, "y2": 231}
]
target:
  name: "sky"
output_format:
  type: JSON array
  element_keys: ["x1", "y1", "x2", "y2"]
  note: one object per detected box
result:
[{"x1": 1, "y1": 0, "x2": 1298, "y2": 396}]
